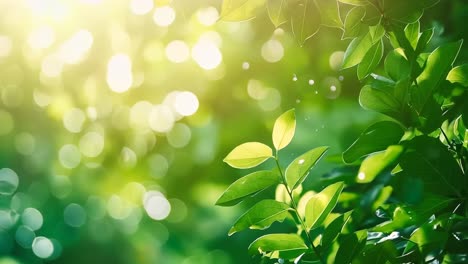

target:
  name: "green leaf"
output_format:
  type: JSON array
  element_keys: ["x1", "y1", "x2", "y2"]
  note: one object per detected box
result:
[
  {"x1": 321, "y1": 211, "x2": 353, "y2": 247},
  {"x1": 229, "y1": 200, "x2": 291, "y2": 235},
  {"x1": 342, "y1": 6, "x2": 366, "y2": 39},
  {"x1": 412, "y1": 40, "x2": 463, "y2": 112},
  {"x1": 405, "y1": 21, "x2": 420, "y2": 49},
  {"x1": 285, "y1": 146, "x2": 329, "y2": 190},
  {"x1": 314, "y1": 0, "x2": 342, "y2": 28},
  {"x1": 223, "y1": 142, "x2": 273, "y2": 169},
  {"x1": 290, "y1": 0, "x2": 321, "y2": 45},
  {"x1": 343, "y1": 121, "x2": 404, "y2": 163},
  {"x1": 373, "y1": 206, "x2": 417, "y2": 232},
  {"x1": 359, "y1": 85, "x2": 403, "y2": 121},
  {"x1": 357, "y1": 39, "x2": 384, "y2": 79},
  {"x1": 447, "y1": 64, "x2": 468, "y2": 86},
  {"x1": 400, "y1": 136, "x2": 464, "y2": 197},
  {"x1": 248, "y1": 233, "x2": 308, "y2": 255},
  {"x1": 357, "y1": 145, "x2": 403, "y2": 183},
  {"x1": 382, "y1": 0, "x2": 424, "y2": 24},
  {"x1": 338, "y1": 0, "x2": 369, "y2": 6},
  {"x1": 267, "y1": 0, "x2": 287, "y2": 27},
  {"x1": 272, "y1": 109, "x2": 296, "y2": 150},
  {"x1": 384, "y1": 49, "x2": 411, "y2": 81},
  {"x1": 305, "y1": 182, "x2": 344, "y2": 230},
  {"x1": 414, "y1": 27, "x2": 434, "y2": 54},
  {"x1": 219, "y1": 0, "x2": 266, "y2": 21},
  {"x1": 368, "y1": 23, "x2": 385, "y2": 43},
  {"x1": 334, "y1": 230, "x2": 367, "y2": 264},
  {"x1": 216, "y1": 170, "x2": 280, "y2": 206},
  {"x1": 409, "y1": 220, "x2": 449, "y2": 256},
  {"x1": 342, "y1": 32, "x2": 373, "y2": 69}
]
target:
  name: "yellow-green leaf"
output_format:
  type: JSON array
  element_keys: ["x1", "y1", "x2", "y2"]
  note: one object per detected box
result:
[
  {"x1": 285, "y1": 146, "x2": 329, "y2": 190},
  {"x1": 267, "y1": 0, "x2": 287, "y2": 27},
  {"x1": 357, "y1": 145, "x2": 403, "y2": 183},
  {"x1": 272, "y1": 109, "x2": 296, "y2": 150},
  {"x1": 248, "y1": 233, "x2": 308, "y2": 255},
  {"x1": 216, "y1": 170, "x2": 280, "y2": 206},
  {"x1": 342, "y1": 32, "x2": 373, "y2": 69},
  {"x1": 357, "y1": 39, "x2": 384, "y2": 79},
  {"x1": 223, "y1": 142, "x2": 273, "y2": 169},
  {"x1": 290, "y1": 0, "x2": 321, "y2": 46},
  {"x1": 305, "y1": 182, "x2": 344, "y2": 230},
  {"x1": 220, "y1": 0, "x2": 267, "y2": 21},
  {"x1": 447, "y1": 64, "x2": 468, "y2": 86}
]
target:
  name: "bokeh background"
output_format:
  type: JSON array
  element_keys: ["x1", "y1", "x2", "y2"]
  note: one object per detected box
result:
[{"x1": 0, "y1": 0, "x2": 466, "y2": 263}]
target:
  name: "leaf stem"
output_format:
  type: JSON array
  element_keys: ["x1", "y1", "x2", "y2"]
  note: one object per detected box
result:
[{"x1": 274, "y1": 154, "x2": 325, "y2": 264}]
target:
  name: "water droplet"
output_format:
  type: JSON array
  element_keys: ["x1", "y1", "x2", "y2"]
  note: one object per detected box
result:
[
  {"x1": 330, "y1": 85, "x2": 337, "y2": 92},
  {"x1": 358, "y1": 172, "x2": 366, "y2": 180},
  {"x1": 314, "y1": 90, "x2": 318, "y2": 94},
  {"x1": 296, "y1": 99, "x2": 301, "y2": 104},
  {"x1": 242, "y1": 62, "x2": 250, "y2": 70},
  {"x1": 298, "y1": 159, "x2": 305, "y2": 165},
  {"x1": 292, "y1": 74, "x2": 297, "y2": 82},
  {"x1": 0, "y1": 168, "x2": 19, "y2": 195},
  {"x1": 308, "y1": 79, "x2": 315, "y2": 85},
  {"x1": 338, "y1": 75, "x2": 344, "y2": 81}
]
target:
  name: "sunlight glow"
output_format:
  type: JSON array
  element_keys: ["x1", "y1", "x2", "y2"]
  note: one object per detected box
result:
[
  {"x1": 196, "y1": 7, "x2": 219, "y2": 26},
  {"x1": 261, "y1": 40, "x2": 284, "y2": 63},
  {"x1": 32, "y1": 236, "x2": 54, "y2": 259},
  {"x1": 79, "y1": 132, "x2": 105, "y2": 157},
  {"x1": 0, "y1": 35, "x2": 12, "y2": 57},
  {"x1": 192, "y1": 40, "x2": 222, "y2": 70},
  {"x1": 22, "y1": 208, "x2": 43, "y2": 231},
  {"x1": 148, "y1": 105, "x2": 175, "y2": 133},
  {"x1": 143, "y1": 191, "x2": 171, "y2": 220},
  {"x1": 63, "y1": 108, "x2": 86, "y2": 133},
  {"x1": 0, "y1": 168, "x2": 19, "y2": 195},
  {"x1": 107, "y1": 54, "x2": 133, "y2": 93},
  {"x1": 174, "y1": 91, "x2": 199, "y2": 116},
  {"x1": 58, "y1": 29, "x2": 93, "y2": 64},
  {"x1": 27, "y1": 26, "x2": 55, "y2": 50},
  {"x1": 130, "y1": 0, "x2": 154, "y2": 15},
  {"x1": 153, "y1": 6, "x2": 175, "y2": 27},
  {"x1": 165, "y1": 40, "x2": 190, "y2": 63},
  {"x1": 59, "y1": 144, "x2": 81, "y2": 169}
]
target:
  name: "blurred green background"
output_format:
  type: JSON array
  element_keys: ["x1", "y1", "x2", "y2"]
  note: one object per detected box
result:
[{"x1": 0, "y1": 0, "x2": 466, "y2": 263}]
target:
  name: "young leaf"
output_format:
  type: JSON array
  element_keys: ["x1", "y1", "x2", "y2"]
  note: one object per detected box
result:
[
  {"x1": 216, "y1": 170, "x2": 280, "y2": 206},
  {"x1": 272, "y1": 109, "x2": 296, "y2": 150},
  {"x1": 229, "y1": 199, "x2": 291, "y2": 235},
  {"x1": 412, "y1": 40, "x2": 463, "y2": 112},
  {"x1": 338, "y1": 0, "x2": 369, "y2": 6},
  {"x1": 368, "y1": 23, "x2": 385, "y2": 44},
  {"x1": 334, "y1": 230, "x2": 368, "y2": 264},
  {"x1": 290, "y1": 0, "x2": 321, "y2": 45},
  {"x1": 248, "y1": 233, "x2": 308, "y2": 255},
  {"x1": 447, "y1": 64, "x2": 468, "y2": 86},
  {"x1": 342, "y1": 32, "x2": 373, "y2": 69},
  {"x1": 342, "y1": 6, "x2": 366, "y2": 39},
  {"x1": 314, "y1": 0, "x2": 342, "y2": 28},
  {"x1": 357, "y1": 39, "x2": 384, "y2": 80},
  {"x1": 343, "y1": 121, "x2": 404, "y2": 163},
  {"x1": 219, "y1": 0, "x2": 266, "y2": 21},
  {"x1": 285, "y1": 146, "x2": 329, "y2": 190},
  {"x1": 267, "y1": 0, "x2": 287, "y2": 27},
  {"x1": 305, "y1": 181, "x2": 344, "y2": 230},
  {"x1": 223, "y1": 142, "x2": 273, "y2": 169},
  {"x1": 356, "y1": 145, "x2": 403, "y2": 183}
]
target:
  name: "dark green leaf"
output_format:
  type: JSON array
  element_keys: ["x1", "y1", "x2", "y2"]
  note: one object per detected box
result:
[
  {"x1": 384, "y1": 49, "x2": 411, "y2": 81},
  {"x1": 343, "y1": 121, "x2": 404, "y2": 163},
  {"x1": 357, "y1": 145, "x2": 403, "y2": 183},
  {"x1": 248, "y1": 233, "x2": 308, "y2": 255},
  {"x1": 357, "y1": 39, "x2": 384, "y2": 79},
  {"x1": 382, "y1": 0, "x2": 424, "y2": 24},
  {"x1": 373, "y1": 206, "x2": 417, "y2": 232},
  {"x1": 223, "y1": 142, "x2": 273, "y2": 169},
  {"x1": 342, "y1": 32, "x2": 373, "y2": 69},
  {"x1": 290, "y1": 0, "x2": 321, "y2": 45},
  {"x1": 400, "y1": 136, "x2": 465, "y2": 197},
  {"x1": 342, "y1": 6, "x2": 366, "y2": 39},
  {"x1": 335, "y1": 230, "x2": 367, "y2": 264},
  {"x1": 412, "y1": 40, "x2": 463, "y2": 112},
  {"x1": 305, "y1": 182, "x2": 344, "y2": 230},
  {"x1": 219, "y1": 0, "x2": 266, "y2": 21},
  {"x1": 447, "y1": 64, "x2": 468, "y2": 86},
  {"x1": 358, "y1": 240, "x2": 398, "y2": 264},
  {"x1": 408, "y1": 220, "x2": 449, "y2": 256},
  {"x1": 216, "y1": 170, "x2": 280, "y2": 206},
  {"x1": 359, "y1": 85, "x2": 403, "y2": 121},
  {"x1": 229, "y1": 200, "x2": 291, "y2": 235},
  {"x1": 414, "y1": 27, "x2": 434, "y2": 54},
  {"x1": 267, "y1": 0, "x2": 288, "y2": 27},
  {"x1": 272, "y1": 109, "x2": 296, "y2": 150},
  {"x1": 285, "y1": 146, "x2": 329, "y2": 190}
]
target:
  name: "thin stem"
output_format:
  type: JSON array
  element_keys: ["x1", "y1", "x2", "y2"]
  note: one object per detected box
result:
[
  {"x1": 274, "y1": 155, "x2": 325, "y2": 264},
  {"x1": 440, "y1": 127, "x2": 466, "y2": 176}
]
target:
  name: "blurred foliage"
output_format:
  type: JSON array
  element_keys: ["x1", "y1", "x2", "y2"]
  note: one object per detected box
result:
[{"x1": 0, "y1": 0, "x2": 466, "y2": 263}]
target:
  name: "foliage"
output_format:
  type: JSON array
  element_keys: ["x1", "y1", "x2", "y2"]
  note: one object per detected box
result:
[{"x1": 218, "y1": 0, "x2": 468, "y2": 263}]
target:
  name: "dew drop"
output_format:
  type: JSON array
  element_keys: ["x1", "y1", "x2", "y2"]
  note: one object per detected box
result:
[
  {"x1": 292, "y1": 74, "x2": 297, "y2": 82},
  {"x1": 308, "y1": 79, "x2": 315, "y2": 85},
  {"x1": 358, "y1": 172, "x2": 366, "y2": 180},
  {"x1": 298, "y1": 159, "x2": 305, "y2": 165}
]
